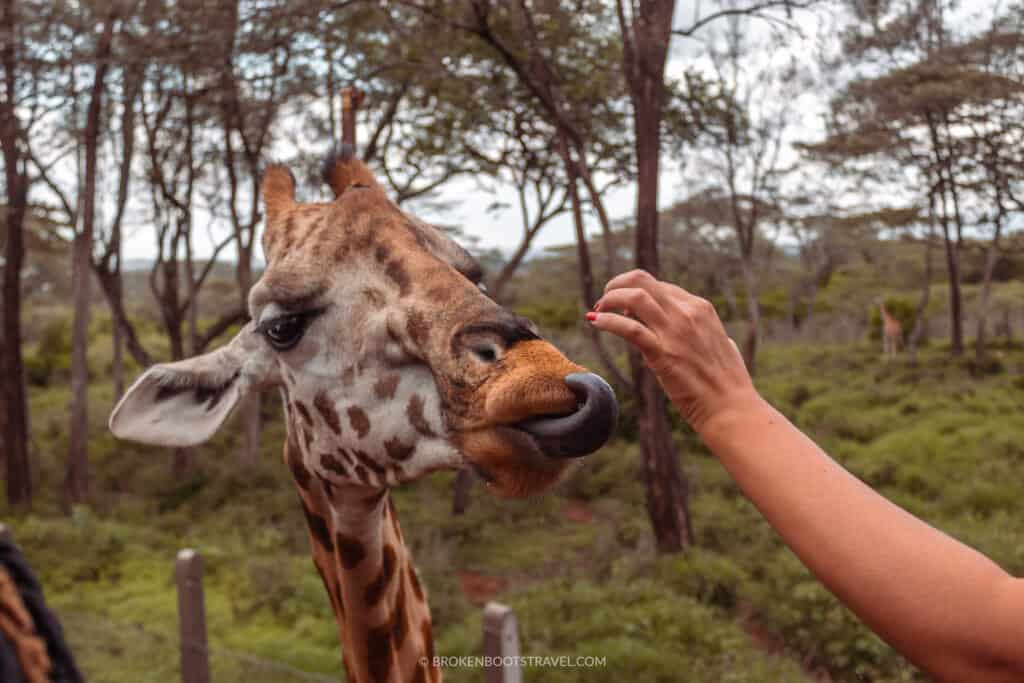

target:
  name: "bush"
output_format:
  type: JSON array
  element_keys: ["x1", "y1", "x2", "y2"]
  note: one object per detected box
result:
[{"x1": 868, "y1": 296, "x2": 917, "y2": 342}]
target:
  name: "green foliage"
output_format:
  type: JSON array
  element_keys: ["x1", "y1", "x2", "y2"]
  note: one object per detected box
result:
[
  {"x1": 11, "y1": 306, "x2": 1024, "y2": 683},
  {"x1": 24, "y1": 315, "x2": 72, "y2": 386}
]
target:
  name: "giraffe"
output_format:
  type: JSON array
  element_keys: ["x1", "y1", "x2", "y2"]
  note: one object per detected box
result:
[
  {"x1": 107, "y1": 146, "x2": 617, "y2": 682},
  {"x1": 877, "y1": 298, "x2": 904, "y2": 358}
]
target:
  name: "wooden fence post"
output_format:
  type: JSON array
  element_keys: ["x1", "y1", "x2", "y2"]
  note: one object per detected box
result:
[
  {"x1": 482, "y1": 601, "x2": 522, "y2": 683},
  {"x1": 176, "y1": 549, "x2": 210, "y2": 683}
]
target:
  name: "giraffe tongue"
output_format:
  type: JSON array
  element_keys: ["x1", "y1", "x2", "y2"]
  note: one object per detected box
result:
[{"x1": 516, "y1": 372, "x2": 618, "y2": 459}]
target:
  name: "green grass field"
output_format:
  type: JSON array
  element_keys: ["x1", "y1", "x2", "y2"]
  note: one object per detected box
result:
[{"x1": 5, "y1": 316, "x2": 1024, "y2": 682}]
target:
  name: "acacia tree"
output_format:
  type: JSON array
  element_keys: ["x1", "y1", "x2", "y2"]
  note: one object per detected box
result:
[{"x1": 815, "y1": 0, "x2": 1024, "y2": 355}]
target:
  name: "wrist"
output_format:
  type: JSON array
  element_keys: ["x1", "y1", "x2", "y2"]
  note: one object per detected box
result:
[{"x1": 693, "y1": 389, "x2": 770, "y2": 449}]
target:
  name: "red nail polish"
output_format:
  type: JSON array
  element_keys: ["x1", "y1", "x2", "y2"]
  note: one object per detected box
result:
[{"x1": 585, "y1": 312, "x2": 598, "y2": 322}]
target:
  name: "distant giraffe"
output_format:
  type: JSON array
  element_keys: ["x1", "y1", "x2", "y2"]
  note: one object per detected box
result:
[
  {"x1": 877, "y1": 299, "x2": 904, "y2": 359},
  {"x1": 107, "y1": 146, "x2": 617, "y2": 681}
]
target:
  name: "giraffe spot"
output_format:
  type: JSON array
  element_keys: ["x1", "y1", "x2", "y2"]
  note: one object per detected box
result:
[
  {"x1": 353, "y1": 449, "x2": 386, "y2": 475},
  {"x1": 320, "y1": 453, "x2": 347, "y2": 476},
  {"x1": 285, "y1": 436, "x2": 311, "y2": 491},
  {"x1": 294, "y1": 400, "x2": 313, "y2": 425},
  {"x1": 373, "y1": 375, "x2": 400, "y2": 401},
  {"x1": 336, "y1": 532, "x2": 366, "y2": 570},
  {"x1": 333, "y1": 241, "x2": 349, "y2": 263},
  {"x1": 405, "y1": 310, "x2": 430, "y2": 349},
  {"x1": 408, "y1": 564, "x2": 425, "y2": 602},
  {"x1": 373, "y1": 243, "x2": 391, "y2": 264},
  {"x1": 338, "y1": 447, "x2": 355, "y2": 467},
  {"x1": 365, "y1": 621, "x2": 393, "y2": 683},
  {"x1": 364, "y1": 489, "x2": 388, "y2": 509},
  {"x1": 347, "y1": 406, "x2": 371, "y2": 438},
  {"x1": 319, "y1": 475, "x2": 337, "y2": 499},
  {"x1": 385, "y1": 258, "x2": 412, "y2": 297},
  {"x1": 301, "y1": 502, "x2": 333, "y2": 553},
  {"x1": 406, "y1": 395, "x2": 435, "y2": 437},
  {"x1": 421, "y1": 619, "x2": 436, "y2": 666},
  {"x1": 354, "y1": 465, "x2": 369, "y2": 484},
  {"x1": 384, "y1": 437, "x2": 415, "y2": 462},
  {"x1": 364, "y1": 544, "x2": 397, "y2": 607},
  {"x1": 391, "y1": 577, "x2": 408, "y2": 650},
  {"x1": 302, "y1": 424, "x2": 314, "y2": 452},
  {"x1": 314, "y1": 391, "x2": 343, "y2": 435},
  {"x1": 341, "y1": 366, "x2": 356, "y2": 387}
]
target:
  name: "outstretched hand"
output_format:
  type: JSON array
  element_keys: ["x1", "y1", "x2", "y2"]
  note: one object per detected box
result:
[{"x1": 589, "y1": 270, "x2": 760, "y2": 433}]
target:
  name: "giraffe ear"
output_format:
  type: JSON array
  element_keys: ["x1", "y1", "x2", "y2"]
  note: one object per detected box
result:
[{"x1": 109, "y1": 326, "x2": 268, "y2": 448}]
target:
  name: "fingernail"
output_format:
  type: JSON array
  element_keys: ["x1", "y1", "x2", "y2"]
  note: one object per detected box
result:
[
  {"x1": 585, "y1": 312, "x2": 598, "y2": 322},
  {"x1": 593, "y1": 302, "x2": 601, "y2": 311}
]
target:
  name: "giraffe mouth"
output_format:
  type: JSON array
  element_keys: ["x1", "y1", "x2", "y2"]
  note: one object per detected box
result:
[{"x1": 512, "y1": 372, "x2": 618, "y2": 459}]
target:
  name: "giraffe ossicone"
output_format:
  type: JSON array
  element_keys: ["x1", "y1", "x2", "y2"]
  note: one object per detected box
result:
[{"x1": 109, "y1": 146, "x2": 617, "y2": 682}]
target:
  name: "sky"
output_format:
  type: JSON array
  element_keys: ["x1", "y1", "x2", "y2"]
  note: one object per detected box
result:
[{"x1": 115, "y1": 2, "x2": 835, "y2": 265}]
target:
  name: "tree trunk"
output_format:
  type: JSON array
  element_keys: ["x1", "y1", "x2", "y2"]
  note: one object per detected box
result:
[
  {"x1": 908, "y1": 196, "x2": 936, "y2": 363},
  {"x1": 1, "y1": 0, "x2": 31, "y2": 507},
  {"x1": 2, "y1": 195, "x2": 31, "y2": 508},
  {"x1": 974, "y1": 227, "x2": 1003, "y2": 362},
  {"x1": 111, "y1": 262, "x2": 125, "y2": 401},
  {"x1": 66, "y1": 15, "x2": 116, "y2": 507},
  {"x1": 622, "y1": 0, "x2": 693, "y2": 553},
  {"x1": 741, "y1": 260, "x2": 761, "y2": 377}
]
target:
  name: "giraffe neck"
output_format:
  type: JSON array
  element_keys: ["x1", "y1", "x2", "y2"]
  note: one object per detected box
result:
[{"x1": 287, "y1": 439, "x2": 441, "y2": 683}]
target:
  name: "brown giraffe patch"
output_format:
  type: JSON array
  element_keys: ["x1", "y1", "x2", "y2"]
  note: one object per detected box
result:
[
  {"x1": 341, "y1": 366, "x2": 355, "y2": 387},
  {"x1": 353, "y1": 448, "x2": 386, "y2": 476},
  {"x1": 320, "y1": 453, "x2": 347, "y2": 476},
  {"x1": 354, "y1": 465, "x2": 369, "y2": 484},
  {"x1": 421, "y1": 620, "x2": 436, "y2": 667},
  {"x1": 373, "y1": 375, "x2": 400, "y2": 401},
  {"x1": 313, "y1": 391, "x2": 343, "y2": 435},
  {"x1": 364, "y1": 489, "x2": 388, "y2": 508},
  {"x1": 383, "y1": 437, "x2": 415, "y2": 462},
  {"x1": 337, "y1": 448, "x2": 356, "y2": 467},
  {"x1": 384, "y1": 259, "x2": 412, "y2": 297},
  {"x1": 302, "y1": 424, "x2": 314, "y2": 452},
  {"x1": 301, "y1": 502, "x2": 334, "y2": 553},
  {"x1": 365, "y1": 621, "x2": 393, "y2": 683},
  {"x1": 294, "y1": 400, "x2": 313, "y2": 426},
  {"x1": 405, "y1": 309, "x2": 430, "y2": 348},
  {"x1": 347, "y1": 406, "x2": 371, "y2": 438},
  {"x1": 285, "y1": 436, "x2": 311, "y2": 491},
  {"x1": 391, "y1": 577, "x2": 408, "y2": 650},
  {"x1": 364, "y1": 544, "x2": 397, "y2": 607},
  {"x1": 406, "y1": 395, "x2": 435, "y2": 437},
  {"x1": 335, "y1": 532, "x2": 366, "y2": 569}
]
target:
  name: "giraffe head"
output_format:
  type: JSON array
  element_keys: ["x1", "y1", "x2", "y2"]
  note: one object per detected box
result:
[{"x1": 109, "y1": 148, "x2": 617, "y2": 497}]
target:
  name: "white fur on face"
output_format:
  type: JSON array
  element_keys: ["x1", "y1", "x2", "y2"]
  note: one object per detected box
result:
[{"x1": 267, "y1": 275, "x2": 463, "y2": 489}]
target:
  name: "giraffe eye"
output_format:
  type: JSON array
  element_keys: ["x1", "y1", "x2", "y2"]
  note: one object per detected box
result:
[
  {"x1": 471, "y1": 344, "x2": 499, "y2": 363},
  {"x1": 260, "y1": 312, "x2": 319, "y2": 352}
]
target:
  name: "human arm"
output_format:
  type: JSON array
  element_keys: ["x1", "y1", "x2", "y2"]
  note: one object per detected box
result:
[{"x1": 589, "y1": 269, "x2": 1024, "y2": 682}]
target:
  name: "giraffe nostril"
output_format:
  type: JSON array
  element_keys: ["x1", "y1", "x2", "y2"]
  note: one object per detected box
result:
[{"x1": 516, "y1": 373, "x2": 618, "y2": 458}]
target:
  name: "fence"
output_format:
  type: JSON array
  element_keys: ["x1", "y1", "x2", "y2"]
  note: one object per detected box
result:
[
  {"x1": 0, "y1": 526, "x2": 524, "y2": 682},
  {"x1": 175, "y1": 547, "x2": 523, "y2": 683}
]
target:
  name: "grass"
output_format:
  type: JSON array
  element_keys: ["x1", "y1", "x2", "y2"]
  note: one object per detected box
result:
[{"x1": 5, "y1": 320, "x2": 1024, "y2": 681}]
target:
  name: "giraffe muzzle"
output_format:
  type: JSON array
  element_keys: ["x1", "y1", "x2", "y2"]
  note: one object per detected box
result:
[{"x1": 515, "y1": 372, "x2": 618, "y2": 458}]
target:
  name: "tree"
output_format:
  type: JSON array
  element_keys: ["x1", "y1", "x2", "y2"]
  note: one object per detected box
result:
[{"x1": 66, "y1": 6, "x2": 120, "y2": 507}]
